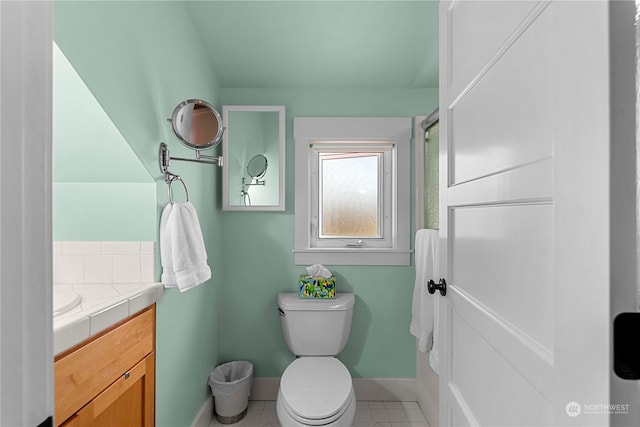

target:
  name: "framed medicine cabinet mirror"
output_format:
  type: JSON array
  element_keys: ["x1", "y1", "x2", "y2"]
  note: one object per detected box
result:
[{"x1": 222, "y1": 105, "x2": 286, "y2": 211}]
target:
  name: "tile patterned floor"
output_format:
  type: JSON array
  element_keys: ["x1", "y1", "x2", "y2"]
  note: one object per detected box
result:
[{"x1": 208, "y1": 400, "x2": 430, "y2": 427}]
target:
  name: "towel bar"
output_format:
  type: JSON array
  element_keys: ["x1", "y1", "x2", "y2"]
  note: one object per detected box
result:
[{"x1": 167, "y1": 176, "x2": 190, "y2": 204}]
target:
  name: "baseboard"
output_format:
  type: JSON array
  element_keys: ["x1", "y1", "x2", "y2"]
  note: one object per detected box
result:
[
  {"x1": 352, "y1": 378, "x2": 418, "y2": 401},
  {"x1": 250, "y1": 377, "x2": 281, "y2": 400},
  {"x1": 191, "y1": 395, "x2": 214, "y2": 427}
]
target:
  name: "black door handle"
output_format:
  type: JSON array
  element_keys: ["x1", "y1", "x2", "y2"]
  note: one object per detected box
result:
[{"x1": 427, "y1": 278, "x2": 447, "y2": 296}]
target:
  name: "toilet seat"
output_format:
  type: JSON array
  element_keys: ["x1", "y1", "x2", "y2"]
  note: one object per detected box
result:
[{"x1": 279, "y1": 357, "x2": 353, "y2": 425}]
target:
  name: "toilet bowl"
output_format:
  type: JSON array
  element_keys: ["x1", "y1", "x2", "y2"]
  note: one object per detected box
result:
[
  {"x1": 276, "y1": 357, "x2": 356, "y2": 426},
  {"x1": 276, "y1": 293, "x2": 356, "y2": 427}
]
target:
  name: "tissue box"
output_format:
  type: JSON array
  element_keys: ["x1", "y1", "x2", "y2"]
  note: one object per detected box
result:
[{"x1": 298, "y1": 275, "x2": 336, "y2": 299}]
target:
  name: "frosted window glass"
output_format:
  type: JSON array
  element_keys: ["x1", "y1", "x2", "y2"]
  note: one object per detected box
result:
[
  {"x1": 425, "y1": 122, "x2": 439, "y2": 229},
  {"x1": 319, "y1": 153, "x2": 380, "y2": 238}
]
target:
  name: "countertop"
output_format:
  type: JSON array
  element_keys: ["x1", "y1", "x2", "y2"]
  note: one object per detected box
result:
[{"x1": 53, "y1": 282, "x2": 163, "y2": 356}]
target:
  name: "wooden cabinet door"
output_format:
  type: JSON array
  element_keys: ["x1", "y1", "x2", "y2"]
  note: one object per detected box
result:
[
  {"x1": 55, "y1": 307, "x2": 155, "y2": 424},
  {"x1": 74, "y1": 353, "x2": 155, "y2": 427},
  {"x1": 59, "y1": 415, "x2": 79, "y2": 427}
]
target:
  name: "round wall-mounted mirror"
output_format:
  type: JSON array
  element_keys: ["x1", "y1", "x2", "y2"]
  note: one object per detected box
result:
[
  {"x1": 247, "y1": 154, "x2": 268, "y2": 179},
  {"x1": 170, "y1": 99, "x2": 223, "y2": 150}
]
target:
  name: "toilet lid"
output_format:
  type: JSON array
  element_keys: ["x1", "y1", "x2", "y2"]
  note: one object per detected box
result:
[{"x1": 280, "y1": 357, "x2": 352, "y2": 421}]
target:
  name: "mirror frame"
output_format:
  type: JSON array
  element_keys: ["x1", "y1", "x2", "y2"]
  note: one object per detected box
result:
[
  {"x1": 247, "y1": 154, "x2": 268, "y2": 179},
  {"x1": 222, "y1": 105, "x2": 286, "y2": 211},
  {"x1": 170, "y1": 99, "x2": 224, "y2": 150}
]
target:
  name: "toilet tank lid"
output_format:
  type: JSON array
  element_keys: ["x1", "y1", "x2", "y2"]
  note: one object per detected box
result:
[{"x1": 278, "y1": 293, "x2": 355, "y2": 311}]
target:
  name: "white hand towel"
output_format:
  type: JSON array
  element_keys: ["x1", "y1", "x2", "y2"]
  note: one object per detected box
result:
[
  {"x1": 410, "y1": 229, "x2": 440, "y2": 372},
  {"x1": 160, "y1": 202, "x2": 211, "y2": 292}
]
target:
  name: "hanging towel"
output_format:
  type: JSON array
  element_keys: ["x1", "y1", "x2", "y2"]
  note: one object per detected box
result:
[
  {"x1": 160, "y1": 202, "x2": 211, "y2": 292},
  {"x1": 410, "y1": 229, "x2": 440, "y2": 373}
]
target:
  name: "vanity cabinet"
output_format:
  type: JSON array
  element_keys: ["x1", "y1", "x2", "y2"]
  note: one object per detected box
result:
[{"x1": 55, "y1": 305, "x2": 155, "y2": 427}]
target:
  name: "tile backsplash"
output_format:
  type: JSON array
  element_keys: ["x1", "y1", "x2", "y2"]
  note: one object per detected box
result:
[{"x1": 53, "y1": 241, "x2": 155, "y2": 284}]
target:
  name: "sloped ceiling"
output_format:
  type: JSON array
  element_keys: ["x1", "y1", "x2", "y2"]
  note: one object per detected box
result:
[{"x1": 185, "y1": 0, "x2": 438, "y2": 89}]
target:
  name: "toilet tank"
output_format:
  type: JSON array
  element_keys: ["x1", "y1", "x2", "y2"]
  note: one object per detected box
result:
[{"x1": 278, "y1": 293, "x2": 355, "y2": 356}]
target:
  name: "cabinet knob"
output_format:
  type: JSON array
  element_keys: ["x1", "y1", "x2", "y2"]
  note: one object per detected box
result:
[{"x1": 124, "y1": 371, "x2": 130, "y2": 379}]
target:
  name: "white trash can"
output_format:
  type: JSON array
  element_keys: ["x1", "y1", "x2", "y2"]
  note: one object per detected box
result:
[{"x1": 208, "y1": 361, "x2": 253, "y2": 424}]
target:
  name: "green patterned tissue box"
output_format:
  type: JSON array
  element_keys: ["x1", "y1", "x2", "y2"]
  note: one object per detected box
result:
[{"x1": 298, "y1": 275, "x2": 336, "y2": 299}]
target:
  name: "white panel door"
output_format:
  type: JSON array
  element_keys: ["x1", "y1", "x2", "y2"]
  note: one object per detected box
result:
[
  {"x1": 439, "y1": 1, "x2": 639, "y2": 426},
  {"x1": 0, "y1": 1, "x2": 54, "y2": 425}
]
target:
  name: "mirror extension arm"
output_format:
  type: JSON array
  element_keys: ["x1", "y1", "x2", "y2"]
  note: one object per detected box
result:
[{"x1": 159, "y1": 142, "x2": 223, "y2": 182}]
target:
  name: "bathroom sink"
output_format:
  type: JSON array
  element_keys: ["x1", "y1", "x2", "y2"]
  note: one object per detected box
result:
[{"x1": 53, "y1": 287, "x2": 81, "y2": 317}]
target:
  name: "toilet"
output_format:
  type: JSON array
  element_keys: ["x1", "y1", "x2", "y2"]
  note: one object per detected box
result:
[{"x1": 276, "y1": 293, "x2": 356, "y2": 427}]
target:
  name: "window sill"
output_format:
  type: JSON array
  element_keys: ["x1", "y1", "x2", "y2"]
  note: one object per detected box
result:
[{"x1": 293, "y1": 248, "x2": 413, "y2": 266}]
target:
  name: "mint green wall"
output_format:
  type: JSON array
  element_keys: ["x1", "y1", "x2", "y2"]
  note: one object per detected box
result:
[
  {"x1": 219, "y1": 88, "x2": 438, "y2": 378},
  {"x1": 54, "y1": 183, "x2": 156, "y2": 241},
  {"x1": 53, "y1": 43, "x2": 155, "y2": 242},
  {"x1": 53, "y1": 44, "x2": 153, "y2": 184},
  {"x1": 55, "y1": 2, "x2": 224, "y2": 426}
]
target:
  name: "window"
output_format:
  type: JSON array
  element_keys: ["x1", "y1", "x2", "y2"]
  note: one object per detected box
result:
[
  {"x1": 311, "y1": 142, "x2": 392, "y2": 248},
  {"x1": 294, "y1": 117, "x2": 412, "y2": 266}
]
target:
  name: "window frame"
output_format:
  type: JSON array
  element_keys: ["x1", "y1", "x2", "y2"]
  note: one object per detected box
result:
[
  {"x1": 312, "y1": 142, "x2": 392, "y2": 247},
  {"x1": 293, "y1": 117, "x2": 412, "y2": 266}
]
